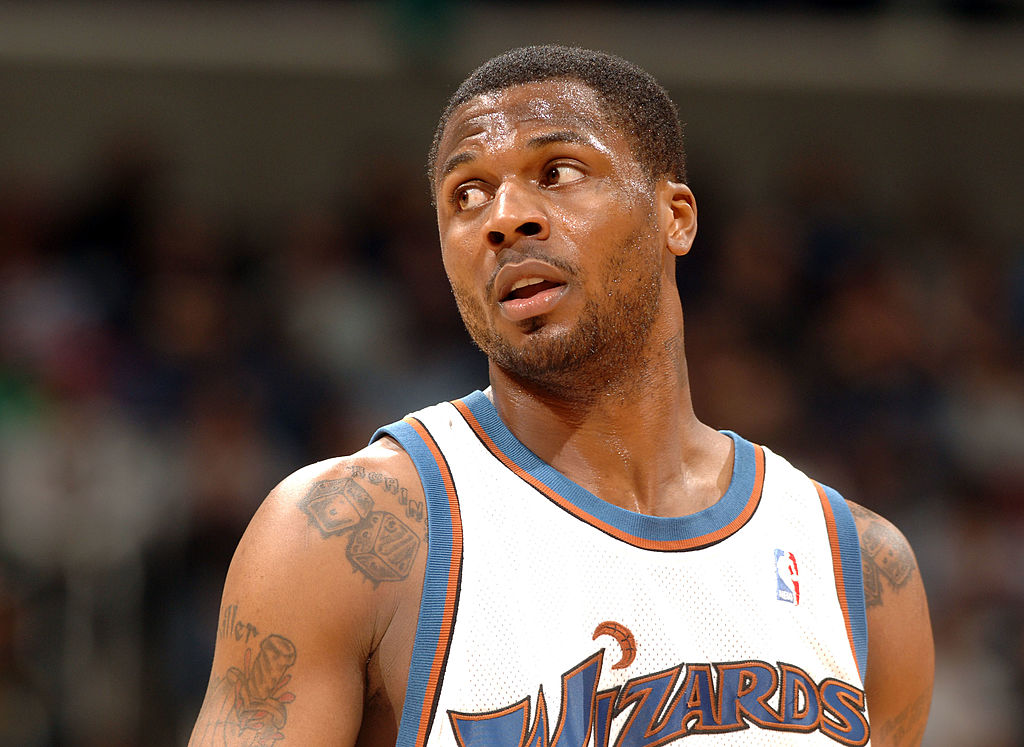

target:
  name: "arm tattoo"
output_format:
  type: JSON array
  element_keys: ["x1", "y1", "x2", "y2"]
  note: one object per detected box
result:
[
  {"x1": 849, "y1": 502, "x2": 916, "y2": 608},
  {"x1": 662, "y1": 331, "x2": 683, "y2": 354},
  {"x1": 220, "y1": 604, "x2": 260, "y2": 644},
  {"x1": 299, "y1": 468, "x2": 422, "y2": 586},
  {"x1": 873, "y1": 691, "x2": 931, "y2": 746},
  {"x1": 348, "y1": 464, "x2": 426, "y2": 525},
  {"x1": 192, "y1": 630, "x2": 297, "y2": 746}
]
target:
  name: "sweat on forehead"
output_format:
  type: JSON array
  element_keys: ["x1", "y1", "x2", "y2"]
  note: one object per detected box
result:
[
  {"x1": 439, "y1": 81, "x2": 609, "y2": 156},
  {"x1": 427, "y1": 45, "x2": 688, "y2": 198}
]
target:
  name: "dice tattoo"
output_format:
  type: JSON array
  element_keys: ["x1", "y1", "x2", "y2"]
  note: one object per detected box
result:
[
  {"x1": 348, "y1": 511, "x2": 420, "y2": 586},
  {"x1": 300, "y1": 475, "x2": 422, "y2": 586},
  {"x1": 300, "y1": 478, "x2": 373, "y2": 536}
]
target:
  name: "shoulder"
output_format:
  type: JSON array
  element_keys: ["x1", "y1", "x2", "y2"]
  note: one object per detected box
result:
[
  {"x1": 268, "y1": 435, "x2": 426, "y2": 552},
  {"x1": 845, "y1": 500, "x2": 934, "y2": 746},
  {"x1": 845, "y1": 500, "x2": 919, "y2": 609},
  {"x1": 224, "y1": 436, "x2": 427, "y2": 654}
]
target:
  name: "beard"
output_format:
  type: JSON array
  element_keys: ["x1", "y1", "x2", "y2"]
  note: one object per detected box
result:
[{"x1": 449, "y1": 230, "x2": 663, "y2": 402}]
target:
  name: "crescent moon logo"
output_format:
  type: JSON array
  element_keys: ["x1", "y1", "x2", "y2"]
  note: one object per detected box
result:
[{"x1": 592, "y1": 620, "x2": 637, "y2": 670}]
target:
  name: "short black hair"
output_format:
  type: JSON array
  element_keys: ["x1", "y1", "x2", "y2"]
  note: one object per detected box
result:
[{"x1": 429, "y1": 45, "x2": 687, "y2": 197}]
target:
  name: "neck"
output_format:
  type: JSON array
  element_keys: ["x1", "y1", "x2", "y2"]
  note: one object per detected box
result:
[{"x1": 486, "y1": 321, "x2": 732, "y2": 517}]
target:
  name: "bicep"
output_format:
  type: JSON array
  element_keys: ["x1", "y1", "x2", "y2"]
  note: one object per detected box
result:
[
  {"x1": 190, "y1": 612, "x2": 364, "y2": 747},
  {"x1": 849, "y1": 502, "x2": 935, "y2": 747}
]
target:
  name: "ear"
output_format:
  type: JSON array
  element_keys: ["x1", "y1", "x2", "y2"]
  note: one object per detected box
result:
[{"x1": 658, "y1": 181, "x2": 697, "y2": 257}]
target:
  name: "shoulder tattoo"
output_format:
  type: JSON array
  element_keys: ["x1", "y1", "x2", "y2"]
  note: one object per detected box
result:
[
  {"x1": 299, "y1": 465, "x2": 424, "y2": 587},
  {"x1": 192, "y1": 623, "x2": 297, "y2": 746},
  {"x1": 849, "y1": 502, "x2": 917, "y2": 608}
]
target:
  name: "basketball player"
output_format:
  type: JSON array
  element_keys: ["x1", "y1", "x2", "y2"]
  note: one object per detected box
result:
[{"x1": 189, "y1": 46, "x2": 933, "y2": 746}]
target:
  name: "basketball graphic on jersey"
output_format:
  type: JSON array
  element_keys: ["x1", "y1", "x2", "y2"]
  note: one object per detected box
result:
[{"x1": 592, "y1": 620, "x2": 637, "y2": 669}]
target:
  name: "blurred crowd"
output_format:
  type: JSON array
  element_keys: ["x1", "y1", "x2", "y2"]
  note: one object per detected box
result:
[{"x1": 0, "y1": 125, "x2": 1021, "y2": 745}]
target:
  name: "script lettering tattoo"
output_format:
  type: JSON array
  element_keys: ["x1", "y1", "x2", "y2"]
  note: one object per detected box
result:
[
  {"x1": 348, "y1": 464, "x2": 425, "y2": 525},
  {"x1": 220, "y1": 603, "x2": 260, "y2": 644},
  {"x1": 874, "y1": 691, "x2": 930, "y2": 746},
  {"x1": 850, "y1": 503, "x2": 916, "y2": 608},
  {"x1": 299, "y1": 470, "x2": 422, "y2": 586},
  {"x1": 192, "y1": 632, "x2": 297, "y2": 746}
]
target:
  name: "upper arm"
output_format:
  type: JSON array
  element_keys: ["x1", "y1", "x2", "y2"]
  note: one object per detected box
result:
[
  {"x1": 849, "y1": 501, "x2": 935, "y2": 747},
  {"x1": 188, "y1": 440, "x2": 427, "y2": 747}
]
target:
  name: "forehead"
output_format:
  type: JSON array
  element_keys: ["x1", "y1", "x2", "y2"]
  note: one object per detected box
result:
[{"x1": 434, "y1": 79, "x2": 631, "y2": 176}]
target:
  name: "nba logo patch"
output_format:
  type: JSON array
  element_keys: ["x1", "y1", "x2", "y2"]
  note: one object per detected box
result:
[{"x1": 775, "y1": 549, "x2": 800, "y2": 605}]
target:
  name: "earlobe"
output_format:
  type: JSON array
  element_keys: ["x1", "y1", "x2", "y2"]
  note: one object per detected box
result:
[{"x1": 661, "y1": 181, "x2": 697, "y2": 256}]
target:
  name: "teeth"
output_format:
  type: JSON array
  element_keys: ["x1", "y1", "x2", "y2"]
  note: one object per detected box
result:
[{"x1": 510, "y1": 277, "x2": 546, "y2": 292}]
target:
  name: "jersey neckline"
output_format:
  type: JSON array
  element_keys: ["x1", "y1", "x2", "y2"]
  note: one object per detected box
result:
[{"x1": 453, "y1": 390, "x2": 765, "y2": 551}]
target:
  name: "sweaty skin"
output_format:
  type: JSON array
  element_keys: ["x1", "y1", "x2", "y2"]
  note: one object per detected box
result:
[
  {"x1": 433, "y1": 80, "x2": 728, "y2": 514},
  {"x1": 188, "y1": 78, "x2": 933, "y2": 746}
]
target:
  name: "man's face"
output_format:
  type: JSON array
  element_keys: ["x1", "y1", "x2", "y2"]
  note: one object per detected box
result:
[{"x1": 433, "y1": 78, "x2": 668, "y2": 396}]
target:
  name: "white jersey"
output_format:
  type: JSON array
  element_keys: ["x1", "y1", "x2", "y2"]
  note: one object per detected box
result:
[{"x1": 374, "y1": 391, "x2": 869, "y2": 746}]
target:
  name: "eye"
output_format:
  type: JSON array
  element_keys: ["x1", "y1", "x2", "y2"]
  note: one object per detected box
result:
[
  {"x1": 543, "y1": 163, "x2": 586, "y2": 186},
  {"x1": 454, "y1": 184, "x2": 490, "y2": 211}
]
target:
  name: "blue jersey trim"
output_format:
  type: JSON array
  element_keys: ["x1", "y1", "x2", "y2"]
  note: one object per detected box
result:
[
  {"x1": 820, "y1": 484, "x2": 869, "y2": 680},
  {"x1": 460, "y1": 390, "x2": 758, "y2": 546},
  {"x1": 371, "y1": 419, "x2": 458, "y2": 747}
]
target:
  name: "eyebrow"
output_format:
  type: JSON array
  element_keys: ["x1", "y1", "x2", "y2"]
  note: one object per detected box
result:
[
  {"x1": 438, "y1": 151, "x2": 477, "y2": 182},
  {"x1": 525, "y1": 130, "x2": 590, "y2": 149},
  {"x1": 437, "y1": 130, "x2": 593, "y2": 183}
]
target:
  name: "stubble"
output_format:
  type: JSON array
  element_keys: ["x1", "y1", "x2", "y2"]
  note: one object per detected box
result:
[{"x1": 450, "y1": 228, "x2": 663, "y2": 403}]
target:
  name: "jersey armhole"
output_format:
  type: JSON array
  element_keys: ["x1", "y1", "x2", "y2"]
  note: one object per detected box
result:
[
  {"x1": 814, "y1": 481, "x2": 869, "y2": 681},
  {"x1": 372, "y1": 418, "x2": 463, "y2": 747}
]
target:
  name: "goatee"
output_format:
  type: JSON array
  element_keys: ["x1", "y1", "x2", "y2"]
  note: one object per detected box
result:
[{"x1": 451, "y1": 232, "x2": 662, "y2": 403}]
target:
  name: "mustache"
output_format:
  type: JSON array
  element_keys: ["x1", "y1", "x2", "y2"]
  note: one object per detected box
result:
[{"x1": 485, "y1": 246, "x2": 579, "y2": 298}]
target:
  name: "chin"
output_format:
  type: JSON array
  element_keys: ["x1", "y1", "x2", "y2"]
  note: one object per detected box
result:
[{"x1": 496, "y1": 326, "x2": 603, "y2": 385}]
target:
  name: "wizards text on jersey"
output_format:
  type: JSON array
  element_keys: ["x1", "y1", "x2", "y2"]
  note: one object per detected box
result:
[{"x1": 448, "y1": 649, "x2": 869, "y2": 746}]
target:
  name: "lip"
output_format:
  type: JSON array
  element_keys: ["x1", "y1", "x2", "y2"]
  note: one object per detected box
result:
[{"x1": 493, "y1": 259, "x2": 569, "y2": 322}]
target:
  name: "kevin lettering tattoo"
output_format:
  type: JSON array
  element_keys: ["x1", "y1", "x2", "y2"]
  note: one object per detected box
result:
[{"x1": 348, "y1": 464, "x2": 425, "y2": 525}]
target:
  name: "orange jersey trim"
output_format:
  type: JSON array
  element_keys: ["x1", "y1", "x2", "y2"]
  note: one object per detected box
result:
[
  {"x1": 405, "y1": 416, "x2": 464, "y2": 745},
  {"x1": 813, "y1": 480, "x2": 862, "y2": 681},
  {"x1": 451, "y1": 399, "x2": 765, "y2": 552}
]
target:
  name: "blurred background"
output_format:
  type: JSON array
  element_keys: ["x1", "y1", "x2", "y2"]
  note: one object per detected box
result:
[{"x1": 0, "y1": 1, "x2": 1021, "y2": 745}]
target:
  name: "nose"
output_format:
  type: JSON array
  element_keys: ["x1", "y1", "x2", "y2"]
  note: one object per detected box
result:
[{"x1": 482, "y1": 180, "x2": 550, "y2": 250}]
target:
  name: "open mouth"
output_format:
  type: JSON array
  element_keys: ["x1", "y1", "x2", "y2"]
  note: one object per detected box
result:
[{"x1": 502, "y1": 277, "x2": 564, "y2": 302}]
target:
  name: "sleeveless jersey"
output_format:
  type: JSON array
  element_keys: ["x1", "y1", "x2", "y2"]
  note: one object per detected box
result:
[{"x1": 373, "y1": 391, "x2": 869, "y2": 746}]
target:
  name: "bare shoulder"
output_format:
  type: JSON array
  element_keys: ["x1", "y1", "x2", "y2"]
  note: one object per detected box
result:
[
  {"x1": 188, "y1": 437, "x2": 426, "y2": 747},
  {"x1": 846, "y1": 500, "x2": 934, "y2": 747},
  {"x1": 271, "y1": 435, "x2": 427, "y2": 573},
  {"x1": 846, "y1": 500, "x2": 919, "y2": 609},
  {"x1": 229, "y1": 434, "x2": 425, "y2": 600}
]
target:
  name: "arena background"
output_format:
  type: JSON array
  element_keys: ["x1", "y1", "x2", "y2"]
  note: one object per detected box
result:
[{"x1": 0, "y1": 2, "x2": 1021, "y2": 744}]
